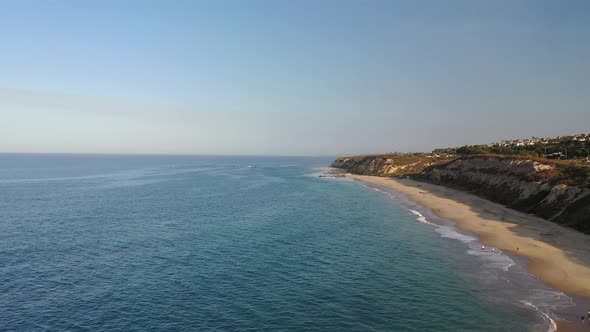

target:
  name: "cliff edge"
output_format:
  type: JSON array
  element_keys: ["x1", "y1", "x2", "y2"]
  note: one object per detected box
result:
[
  {"x1": 332, "y1": 155, "x2": 590, "y2": 233},
  {"x1": 331, "y1": 154, "x2": 455, "y2": 177}
]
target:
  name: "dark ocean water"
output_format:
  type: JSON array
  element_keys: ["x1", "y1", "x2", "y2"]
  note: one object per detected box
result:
[{"x1": 0, "y1": 154, "x2": 572, "y2": 331}]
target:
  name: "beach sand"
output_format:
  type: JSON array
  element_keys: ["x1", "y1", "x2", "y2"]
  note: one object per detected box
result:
[{"x1": 345, "y1": 174, "x2": 590, "y2": 331}]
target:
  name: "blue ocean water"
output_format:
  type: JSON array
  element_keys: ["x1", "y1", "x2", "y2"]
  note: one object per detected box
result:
[{"x1": 0, "y1": 154, "x2": 569, "y2": 331}]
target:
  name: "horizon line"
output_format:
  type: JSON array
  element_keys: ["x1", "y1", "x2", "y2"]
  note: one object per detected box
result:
[{"x1": 0, "y1": 151, "x2": 341, "y2": 158}]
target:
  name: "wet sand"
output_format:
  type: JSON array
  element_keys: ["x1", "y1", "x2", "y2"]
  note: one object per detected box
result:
[{"x1": 345, "y1": 174, "x2": 590, "y2": 331}]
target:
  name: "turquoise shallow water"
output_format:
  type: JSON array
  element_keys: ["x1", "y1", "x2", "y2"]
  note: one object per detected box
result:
[{"x1": 0, "y1": 154, "x2": 566, "y2": 331}]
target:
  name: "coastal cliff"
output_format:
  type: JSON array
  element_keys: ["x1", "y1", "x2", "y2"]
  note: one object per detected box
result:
[
  {"x1": 331, "y1": 154, "x2": 455, "y2": 177},
  {"x1": 332, "y1": 155, "x2": 590, "y2": 233}
]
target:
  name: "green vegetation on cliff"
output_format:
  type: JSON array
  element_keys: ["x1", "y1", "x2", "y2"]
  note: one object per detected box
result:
[
  {"x1": 332, "y1": 133, "x2": 590, "y2": 233},
  {"x1": 420, "y1": 155, "x2": 590, "y2": 233},
  {"x1": 332, "y1": 154, "x2": 590, "y2": 233},
  {"x1": 434, "y1": 133, "x2": 590, "y2": 161},
  {"x1": 332, "y1": 153, "x2": 455, "y2": 177}
]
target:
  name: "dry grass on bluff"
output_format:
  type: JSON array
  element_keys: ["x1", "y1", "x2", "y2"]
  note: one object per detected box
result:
[
  {"x1": 335, "y1": 153, "x2": 590, "y2": 188},
  {"x1": 334, "y1": 153, "x2": 457, "y2": 176},
  {"x1": 457, "y1": 154, "x2": 590, "y2": 187}
]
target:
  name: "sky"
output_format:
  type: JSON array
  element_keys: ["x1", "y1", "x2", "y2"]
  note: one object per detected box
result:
[{"x1": 1, "y1": 0, "x2": 589, "y2": 156}]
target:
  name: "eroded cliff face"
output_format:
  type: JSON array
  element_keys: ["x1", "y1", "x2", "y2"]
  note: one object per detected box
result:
[
  {"x1": 331, "y1": 155, "x2": 454, "y2": 177},
  {"x1": 421, "y1": 156, "x2": 590, "y2": 233},
  {"x1": 332, "y1": 155, "x2": 590, "y2": 233}
]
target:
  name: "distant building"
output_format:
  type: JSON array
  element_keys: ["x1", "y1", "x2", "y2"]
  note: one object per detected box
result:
[{"x1": 545, "y1": 152, "x2": 564, "y2": 159}]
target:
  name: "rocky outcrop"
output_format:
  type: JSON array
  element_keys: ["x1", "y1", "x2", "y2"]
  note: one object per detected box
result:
[{"x1": 332, "y1": 155, "x2": 590, "y2": 234}]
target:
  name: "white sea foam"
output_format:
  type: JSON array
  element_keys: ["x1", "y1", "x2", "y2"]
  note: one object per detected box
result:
[
  {"x1": 409, "y1": 210, "x2": 480, "y2": 244},
  {"x1": 525, "y1": 289, "x2": 575, "y2": 310},
  {"x1": 306, "y1": 171, "x2": 327, "y2": 178},
  {"x1": 520, "y1": 301, "x2": 557, "y2": 332},
  {"x1": 408, "y1": 209, "x2": 517, "y2": 271},
  {"x1": 407, "y1": 208, "x2": 519, "y2": 272},
  {"x1": 467, "y1": 248, "x2": 516, "y2": 271},
  {"x1": 374, "y1": 188, "x2": 398, "y2": 200},
  {"x1": 409, "y1": 209, "x2": 439, "y2": 227},
  {"x1": 360, "y1": 181, "x2": 577, "y2": 329},
  {"x1": 435, "y1": 226, "x2": 477, "y2": 243},
  {"x1": 308, "y1": 170, "x2": 351, "y2": 180}
]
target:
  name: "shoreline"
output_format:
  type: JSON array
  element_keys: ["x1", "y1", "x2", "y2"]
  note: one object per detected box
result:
[{"x1": 342, "y1": 173, "x2": 590, "y2": 331}]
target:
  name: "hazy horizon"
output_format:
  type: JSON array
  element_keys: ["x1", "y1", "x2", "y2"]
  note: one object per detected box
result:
[{"x1": 2, "y1": 1, "x2": 589, "y2": 156}]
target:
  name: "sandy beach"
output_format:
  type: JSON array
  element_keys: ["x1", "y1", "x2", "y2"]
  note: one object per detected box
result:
[{"x1": 343, "y1": 174, "x2": 590, "y2": 331}]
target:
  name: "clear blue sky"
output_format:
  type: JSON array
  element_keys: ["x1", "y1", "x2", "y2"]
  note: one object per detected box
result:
[{"x1": 1, "y1": 0, "x2": 589, "y2": 155}]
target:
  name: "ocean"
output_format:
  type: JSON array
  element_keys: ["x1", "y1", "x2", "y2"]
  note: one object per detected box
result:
[{"x1": 0, "y1": 154, "x2": 579, "y2": 331}]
